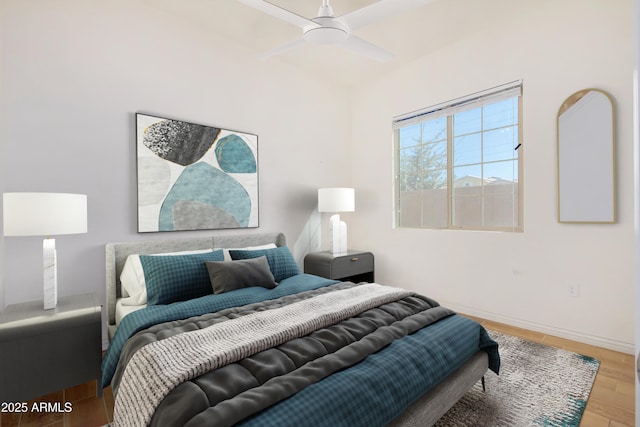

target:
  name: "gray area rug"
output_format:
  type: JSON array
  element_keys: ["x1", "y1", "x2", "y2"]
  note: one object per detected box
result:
[{"x1": 435, "y1": 330, "x2": 600, "y2": 427}]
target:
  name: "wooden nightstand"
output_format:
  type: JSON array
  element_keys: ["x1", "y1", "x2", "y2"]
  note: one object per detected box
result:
[
  {"x1": 0, "y1": 293, "x2": 102, "y2": 402},
  {"x1": 304, "y1": 250, "x2": 375, "y2": 283}
]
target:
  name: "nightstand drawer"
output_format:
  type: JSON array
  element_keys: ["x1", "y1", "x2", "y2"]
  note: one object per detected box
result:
[
  {"x1": 304, "y1": 250, "x2": 375, "y2": 282},
  {"x1": 331, "y1": 252, "x2": 374, "y2": 278}
]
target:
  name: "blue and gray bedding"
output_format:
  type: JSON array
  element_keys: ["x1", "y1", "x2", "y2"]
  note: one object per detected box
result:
[{"x1": 104, "y1": 275, "x2": 499, "y2": 427}]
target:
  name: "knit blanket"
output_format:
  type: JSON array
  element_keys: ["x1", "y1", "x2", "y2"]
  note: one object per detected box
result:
[{"x1": 112, "y1": 283, "x2": 412, "y2": 427}]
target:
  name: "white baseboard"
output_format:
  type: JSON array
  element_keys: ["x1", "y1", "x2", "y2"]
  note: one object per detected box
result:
[{"x1": 444, "y1": 302, "x2": 634, "y2": 355}]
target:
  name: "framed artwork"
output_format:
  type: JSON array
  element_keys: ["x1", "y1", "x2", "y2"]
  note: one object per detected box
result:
[{"x1": 136, "y1": 113, "x2": 258, "y2": 232}]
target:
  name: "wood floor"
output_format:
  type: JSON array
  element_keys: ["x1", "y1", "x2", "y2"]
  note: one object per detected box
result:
[
  {"x1": 0, "y1": 317, "x2": 634, "y2": 427},
  {"x1": 0, "y1": 381, "x2": 114, "y2": 427}
]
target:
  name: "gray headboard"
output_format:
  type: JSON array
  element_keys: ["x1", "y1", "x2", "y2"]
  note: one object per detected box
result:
[{"x1": 105, "y1": 232, "x2": 286, "y2": 332}]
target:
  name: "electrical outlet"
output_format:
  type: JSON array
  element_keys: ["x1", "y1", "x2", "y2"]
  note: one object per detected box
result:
[{"x1": 568, "y1": 283, "x2": 580, "y2": 297}]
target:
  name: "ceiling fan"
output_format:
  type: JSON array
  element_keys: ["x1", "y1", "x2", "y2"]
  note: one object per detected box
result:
[{"x1": 237, "y1": 0, "x2": 433, "y2": 62}]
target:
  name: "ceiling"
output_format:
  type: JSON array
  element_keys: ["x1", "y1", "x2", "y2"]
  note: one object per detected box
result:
[{"x1": 140, "y1": 0, "x2": 517, "y2": 86}]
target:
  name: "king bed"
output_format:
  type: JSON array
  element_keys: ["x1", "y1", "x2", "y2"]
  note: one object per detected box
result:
[{"x1": 103, "y1": 232, "x2": 499, "y2": 427}]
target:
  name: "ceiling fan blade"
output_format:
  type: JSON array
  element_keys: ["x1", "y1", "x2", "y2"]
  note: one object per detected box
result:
[
  {"x1": 236, "y1": 0, "x2": 318, "y2": 29},
  {"x1": 340, "y1": 34, "x2": 394, "y2": 62},
  {"x1": 340, "y1": 0, "x2": 435, "y2": 31},
  {"x1": 257, "y1": 38, "x2": 307, "y2": 60}
]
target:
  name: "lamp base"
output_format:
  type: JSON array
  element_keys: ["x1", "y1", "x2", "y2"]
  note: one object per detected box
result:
[
  {"x1": 329, "y1": 214, "x2": 348, "y2": 254},
  {"x1": 43, "y1": 238, "x2": 57, "y2": 310}
]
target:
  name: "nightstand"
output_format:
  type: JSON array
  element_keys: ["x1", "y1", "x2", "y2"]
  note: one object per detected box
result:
[
  {"x1": 304, "y1": 250, "x2": 375, "y2": 283},
  {"x1": 0, "y1": 293, "x2": 102, "y2": 402}
]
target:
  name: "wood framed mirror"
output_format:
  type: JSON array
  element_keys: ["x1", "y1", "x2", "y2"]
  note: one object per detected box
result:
[{"x1": 557, "y1": 89, "x2": 615, "y2": 223}]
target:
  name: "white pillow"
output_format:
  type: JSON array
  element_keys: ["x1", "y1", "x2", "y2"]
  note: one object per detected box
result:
[{"x1": 120, "y1": 249, "x2": 213, "y2": 306}]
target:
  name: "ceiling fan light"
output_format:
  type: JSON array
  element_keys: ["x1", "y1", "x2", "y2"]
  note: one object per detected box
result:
[{"x1": 303, "y1": 26, "x2": 349, "y2": 44}]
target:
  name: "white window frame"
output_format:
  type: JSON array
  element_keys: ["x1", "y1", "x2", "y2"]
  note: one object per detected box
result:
[{"x1": 393, "y1": 81, "x2": 523, "y2": 232}]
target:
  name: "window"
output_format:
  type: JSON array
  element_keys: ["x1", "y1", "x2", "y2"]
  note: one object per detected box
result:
[{"x1": 393, "y1": 81, "x2": 523, "y2": 231}]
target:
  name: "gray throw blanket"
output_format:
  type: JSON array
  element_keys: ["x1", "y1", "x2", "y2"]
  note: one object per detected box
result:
[{"x1": 113, "y1": 283, "x2": 412, "y2": 427}]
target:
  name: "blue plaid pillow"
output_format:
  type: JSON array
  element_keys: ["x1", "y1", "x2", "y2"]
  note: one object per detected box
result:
[
  {"x1": 229, "y1": 246, "x2": 301, "y2": 282},
  {"x1": 140, "y1": 250, "x2": 225, "y2": 305}
]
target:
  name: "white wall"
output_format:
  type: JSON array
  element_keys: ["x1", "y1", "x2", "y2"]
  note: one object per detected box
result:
[
  {"x1": 350, "y1": 0, "x2": 634, "y2": 352},
  {"x1": 634, "y1": 0, "x2": 640, "y2": 421},
  {"x1": 0, "y1": 0, "x2": 351, "y2": 320}
]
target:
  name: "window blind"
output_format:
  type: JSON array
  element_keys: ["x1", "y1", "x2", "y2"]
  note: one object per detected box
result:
[{"x1": 392, "y1": 80, "x2": 522, "y2": 130}]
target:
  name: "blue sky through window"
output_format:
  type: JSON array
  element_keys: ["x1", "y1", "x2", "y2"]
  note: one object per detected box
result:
[{"x1": 398, "y1": 96, "x2": 519, "y2": 184}]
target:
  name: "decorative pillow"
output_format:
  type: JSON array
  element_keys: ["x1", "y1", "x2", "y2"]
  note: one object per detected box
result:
[
  {"x1": 222, "y1": 243, "x2": 277, "y2": 261},
  {"x1": 229, "y1": 246, "x2": 301, "y2": 282},
  {"x1": 140, "y1": 250, "x2": 225, "y2": 305},
  {"x1": 206, "y1": 256, "x2": 277, "y2": 294},
  {"x1": 120, "y1": 249, "x2": 214, "y2": 306}
]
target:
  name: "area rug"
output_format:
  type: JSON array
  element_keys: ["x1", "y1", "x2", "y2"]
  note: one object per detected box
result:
[{"x1": 435, "y1": 330, "x2": 600, "y2": 427}]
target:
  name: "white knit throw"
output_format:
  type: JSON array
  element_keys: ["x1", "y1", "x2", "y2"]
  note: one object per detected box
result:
[{"x1": 113, "y1": 283, "x2": 412, "y2": 427}]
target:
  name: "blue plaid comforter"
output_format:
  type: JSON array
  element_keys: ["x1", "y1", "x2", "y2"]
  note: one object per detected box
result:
[
  {"x1": 104, "y1": 276, "x2": 499, "y2": 427},
  {"x1": 239, "y1": 314, "x2": 498, "y2": 427}
]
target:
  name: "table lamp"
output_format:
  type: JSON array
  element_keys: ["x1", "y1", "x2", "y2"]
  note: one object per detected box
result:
[
  {"x1": 318, "y1": 188, "x2": 355, "y2": 254},
  {"x1": 3, "y1": 193, "x2": 88, "y2": 309}
]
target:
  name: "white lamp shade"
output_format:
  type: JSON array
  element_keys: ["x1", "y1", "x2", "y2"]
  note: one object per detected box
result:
[
  {"x1": 318, "y1": 188, "x2": 355, "y2": 213},
  {"x1": 3, "y1": 192, "x2": 88, "y2": 236}
]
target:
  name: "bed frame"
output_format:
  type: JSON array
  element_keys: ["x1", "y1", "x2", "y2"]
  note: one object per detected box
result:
[{"x1": 105, "y1": 231, "x2": 488, "y2": 426}]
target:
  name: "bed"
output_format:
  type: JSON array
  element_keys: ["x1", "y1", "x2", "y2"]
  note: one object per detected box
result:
[{"x1": 103, "y1": 232, "x2": 499, "y2": 427}]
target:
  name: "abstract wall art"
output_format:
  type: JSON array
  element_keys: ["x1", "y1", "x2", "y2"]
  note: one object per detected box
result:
[{"x1": 136, "y1": 113, "x2": 258, "y2": 232}]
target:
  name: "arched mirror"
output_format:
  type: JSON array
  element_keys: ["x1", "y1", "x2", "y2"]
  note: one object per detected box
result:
[{"x1": 557, "y1": 89, "x2": 615, "y2": 223}]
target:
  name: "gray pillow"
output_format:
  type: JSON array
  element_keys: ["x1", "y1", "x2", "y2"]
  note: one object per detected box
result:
[{"x1": 206, "y1": 256, "x2": 277, "y2": 294}]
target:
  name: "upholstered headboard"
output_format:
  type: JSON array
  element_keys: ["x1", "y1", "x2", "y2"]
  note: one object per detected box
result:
[{"x1": 105, "y1": 232, "x2": 286, "y2": 334}]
